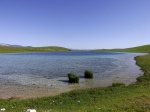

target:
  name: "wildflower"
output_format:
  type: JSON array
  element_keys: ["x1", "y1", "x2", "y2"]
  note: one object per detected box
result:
[
  {"x1": 78, "y1": 101, "x2": 80, "y2": 103},
  {"x1": 0, "y1": 108, "x2": 6, "y2": 111},
  {"x1": 26, "y1": 109, "x2": 36, "y2": 112}
]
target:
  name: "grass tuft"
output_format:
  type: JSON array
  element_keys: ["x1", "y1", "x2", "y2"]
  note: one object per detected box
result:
[
  {"x1": 84, "y1": 70, "x2": 93, "y2": 79},
  {"x1": 68, "y1": 73, "x2": 79, "y2": 83},
  {"x1": 112, "y1": 82, "x2": 126, "y2": 87}
]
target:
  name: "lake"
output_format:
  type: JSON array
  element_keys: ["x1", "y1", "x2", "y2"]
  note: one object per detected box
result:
[{"x1": 0, "y1": 52, "x2": 144, "y2": 89}]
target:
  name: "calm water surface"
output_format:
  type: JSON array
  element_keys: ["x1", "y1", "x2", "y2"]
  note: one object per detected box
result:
[{"x1": 0, "y1": 52, "x2": 145, "y2": 88}]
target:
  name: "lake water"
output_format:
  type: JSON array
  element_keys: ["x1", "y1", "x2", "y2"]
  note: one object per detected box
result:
[{"x1": 0, "y1": 52, "x2": 145, "y2": 89}]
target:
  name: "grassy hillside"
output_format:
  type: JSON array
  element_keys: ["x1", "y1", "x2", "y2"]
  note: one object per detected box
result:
[
  {"x1": 93, "y1": 44, "x2": 150, "y2": 53},
  {"x1": 1, "y1": 44, "x2": 150, "y2": 53},
  {"x1": 0, "y1": 46, "x2": 70, "y2": 53},
  {"x1": 0, "y1": 54, "x2": 149, "y2": 112}
]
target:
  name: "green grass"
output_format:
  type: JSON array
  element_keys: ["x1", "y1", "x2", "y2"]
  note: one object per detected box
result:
[
  {"x1": 0, "y1": 46, "x2": 70, "y2": 53},
  {"x1": 0, "y1": 54, "x2": 150, "y2": 112},
  {"x1": 92, "y1": 44, "x2": 150, "y2": 53}
]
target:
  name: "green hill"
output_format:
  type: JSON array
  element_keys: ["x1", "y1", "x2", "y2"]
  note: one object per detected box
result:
[
  {"x1": 1, "y1": 44, "x2": 150, "y2": 53},
  {"x1": 0, "y1": 46, "x2": 70, "y2": 53},
  {"x1": 92, "y1": 44, "x2": 150, "y2": 53}
]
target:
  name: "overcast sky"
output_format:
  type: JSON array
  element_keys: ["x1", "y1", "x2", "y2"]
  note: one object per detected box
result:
[{"x1": 0, "y1": 0, "x2": 150, "y2": 49}]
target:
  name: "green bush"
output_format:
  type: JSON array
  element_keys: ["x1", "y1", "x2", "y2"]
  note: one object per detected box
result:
[
  {"x1": 84, "y1": 70, "x2": 93, "y2": 79},
  {"x1": 68, "y1": 73, "x2": 79, "y2": 83},
  {"x1": 112, "y1": 82, "x2": 125, "y2": 87}
]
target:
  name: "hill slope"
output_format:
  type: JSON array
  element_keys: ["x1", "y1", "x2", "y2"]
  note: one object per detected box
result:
[
  {"x1": 92, "y1": 44, "x2": 150, "y2": 53},
  {"x1": 0, "y1": 46, "x2": 70, "y2": 53}
]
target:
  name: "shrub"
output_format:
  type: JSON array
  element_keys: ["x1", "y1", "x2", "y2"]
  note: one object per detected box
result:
[
  {"x1": 112, "y1": 82, "x2": 125, "y2": 87},
  {"x1": 84, "y1": 70, "x2": 93, "y2": 79},
  {"x1": 68, "y1": 73, "x2": 79, "y2": 83}
]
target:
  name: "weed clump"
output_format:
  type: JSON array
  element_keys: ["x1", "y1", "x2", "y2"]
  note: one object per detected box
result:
[
  {"x1": 84, "y1": 70, "x2": 93, "y2": 79},
  {"x1": 137, "y1": 73, "x2": 150, "y2": 82},
  {"x1": 112, "y1": 82, "x2": 125, "y2": 87},
  {"x1": 68, "y1": 73, "x2": 79, "y2": 83}
]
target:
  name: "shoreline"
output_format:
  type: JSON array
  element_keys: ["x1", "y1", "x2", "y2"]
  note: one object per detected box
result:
[
  {"x1": 0, "y1": 73, "x2": 143, "y2": 99},
  {"x1": 0, "y1": 53, "x2": 145, "y2": 99}
]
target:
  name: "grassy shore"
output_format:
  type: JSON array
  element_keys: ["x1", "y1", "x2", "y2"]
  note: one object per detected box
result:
[{"x1": 0, "y1": 54, "x2": 149, "y2": 112}]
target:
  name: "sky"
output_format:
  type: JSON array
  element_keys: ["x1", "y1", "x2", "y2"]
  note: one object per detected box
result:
[{"x1": 0, "y1": 0, "x2": 150, "y2": 49}]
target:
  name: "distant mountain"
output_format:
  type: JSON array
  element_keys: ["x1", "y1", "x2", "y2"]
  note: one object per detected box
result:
[
  {"x1": 70, "y1": 48, "x2": 90, "y2": 51},
  {"x1": 0, "y1": 43, "x2": 10, "y2": 46},
  {"x1": 0, "y1": 43, "x2": 24, "y2": 47}
]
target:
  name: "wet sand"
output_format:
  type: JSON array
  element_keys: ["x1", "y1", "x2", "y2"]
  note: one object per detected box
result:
[{"x1": 0, "y1": 84, "x2": 73, "y2": 99}]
